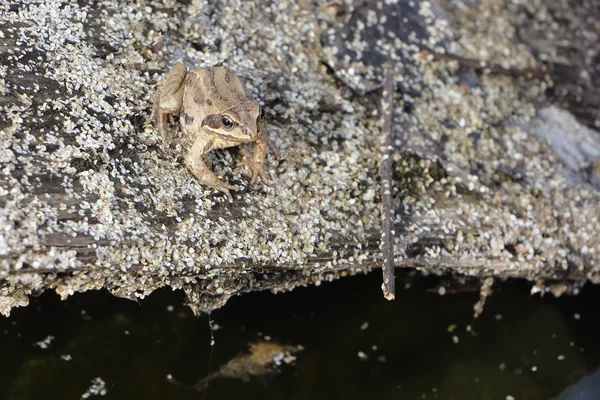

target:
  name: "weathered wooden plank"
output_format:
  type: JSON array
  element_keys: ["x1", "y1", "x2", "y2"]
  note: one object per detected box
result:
[{"x1": 1, "y1": 0, "x2": 599, "y2": 316}]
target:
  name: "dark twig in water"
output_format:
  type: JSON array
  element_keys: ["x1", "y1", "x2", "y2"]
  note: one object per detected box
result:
[
  {"x1": 380, "y1": 62, "x2": 396, "y2": 301},
  {"x1": 422, "y1": 50, "x2": 550, "y2": 80}
]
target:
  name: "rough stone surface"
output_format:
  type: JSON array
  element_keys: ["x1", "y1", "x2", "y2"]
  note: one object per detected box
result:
[{"x1": 1, "y1": 0, "x2": 599, "y2": 316}]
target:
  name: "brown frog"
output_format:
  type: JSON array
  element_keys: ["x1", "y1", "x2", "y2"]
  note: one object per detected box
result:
[{"x1": 149, "y1": 63, "x2": 268, "y2": 200}]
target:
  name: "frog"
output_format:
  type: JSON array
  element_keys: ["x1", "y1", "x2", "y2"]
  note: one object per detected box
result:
[{"x1": 148, "y1": 62, "x2": 268, "y2": 200}]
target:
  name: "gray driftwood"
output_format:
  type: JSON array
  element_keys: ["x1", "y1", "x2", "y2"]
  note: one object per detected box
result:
[{"x1": 1, "y1": 0, "x2": 599, "y2": 316}]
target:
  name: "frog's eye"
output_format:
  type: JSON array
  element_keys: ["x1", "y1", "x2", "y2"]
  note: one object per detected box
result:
[
  {"x1": 221, "y1": 116, "x2": 234, "y2": 130},
  {"x1": 259, "y1": 107, "x2": 265, "y2": 119}
]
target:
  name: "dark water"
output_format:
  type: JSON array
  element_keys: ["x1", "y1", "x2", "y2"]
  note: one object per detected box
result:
[{"x1": 1, "y1": 271, "x2": 599, "y2": 400}]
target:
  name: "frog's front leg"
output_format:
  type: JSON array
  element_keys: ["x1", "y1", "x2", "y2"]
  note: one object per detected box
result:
[
  {"x1": 148, "y1": 62, "x2": 187, "y2": 151},
  {"x1": 238, "y1": 132, "x2": 269, "y2": 184},
  {"x1": 185, "y1": 135, "x2": 238, "y2": 201}
]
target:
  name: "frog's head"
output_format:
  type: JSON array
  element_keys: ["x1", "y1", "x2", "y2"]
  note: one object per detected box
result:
[
  {"x1": 201, "y1": 104, "x2": 265, "y2": 143},
  {"x1": 189, "y1": 65, "x2": 265, "y2": 143}
]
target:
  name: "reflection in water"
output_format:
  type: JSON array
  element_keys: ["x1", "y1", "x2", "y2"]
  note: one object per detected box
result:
[{"x1": 168, "y1": 342, "x2": 300, "y2": 392}]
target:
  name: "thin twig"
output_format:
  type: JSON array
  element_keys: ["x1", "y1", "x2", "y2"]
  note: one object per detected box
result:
[
  {"x1": 380, "y1": 62, "x2": 396, "y2": 301},
  {"x1": 422, "y1": 49, "x2": 550, "y2": 80}
]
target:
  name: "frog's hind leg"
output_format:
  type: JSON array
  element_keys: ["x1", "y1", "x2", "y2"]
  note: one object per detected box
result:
[
  {"x1": 148, "y1": 62, "x2": 187, "y2": 151},
  {"x1": 185, "y1": 135, "x2": 238, "y2": 201}
]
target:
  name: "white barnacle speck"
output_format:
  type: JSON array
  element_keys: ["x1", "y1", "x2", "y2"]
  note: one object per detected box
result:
[
  {"x1": 80, "y1": 377, "x2": 107, "y2": 399},
  {"x1": 35, "y1": 335, "x2": 55, "y2": 349}
]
